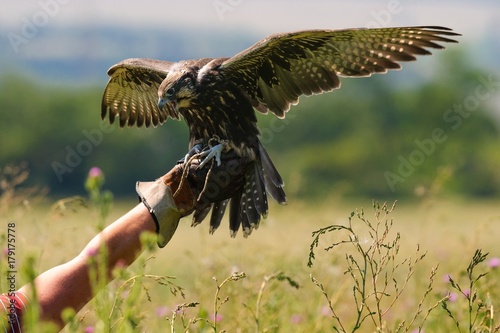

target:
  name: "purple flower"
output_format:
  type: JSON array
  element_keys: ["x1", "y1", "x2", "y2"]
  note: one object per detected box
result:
[
  {"x1": 86, "y1": 247, "x2": 98, "y2": 257},
  {"x1": 488, "y1": 257, "x2": 500, "y2": 268},
  {"x1": 443, "y1": 274, "x2": 452, "y2": 283},
  {"x1": 114, "y1": 259, "x2": 126, "y2": 269},
  {"x1": 85, "y1": 167, "x2": 105, "y2": 193},
  {"x1": 463, "y1": 289, "x2": 471, "y2": 297},
  {"x1": 320, "y1": 306, "x2": 331, "y2": 316},
  {"x1": 173, "y1": 304, "x2": 183, "y2": 314},
  {"x1": 447, "y1": 292, "x2": 458, "y2": 302},
  {"x1": 84, "y1": 326, "x2": 94, "y2": 333},
  {"x1": 290, "y1": 314, "x2": 304, "y2": 325},
  {"x1": 88, "y1": 167, "x2": 103, "y2": 178},
  {"x1": 210, "y1": 313, "x2": 223, "y2": 323},
  {"x1": 156, "y1": 306, "x2": 168, "y2": 317}
]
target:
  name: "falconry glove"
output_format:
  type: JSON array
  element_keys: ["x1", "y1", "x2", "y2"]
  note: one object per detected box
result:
[
  {"x1": 136, "y1": 179, "x2": 181, "y2": 248},
  {"x1": 137, "y1": 160, "x2": 199, "y2": 247},
  {"x1": 137, "y1": 146, "x2": 249, "y2": 247}
]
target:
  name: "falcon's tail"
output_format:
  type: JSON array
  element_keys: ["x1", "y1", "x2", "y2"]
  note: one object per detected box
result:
[
  {"x1": 258, "y1": 141, "x2": 287, "y2": 205},
  {"x1": 191, "y1": 142, "x2": 287, "y2": 237},
  {"x1": 230, "y1": 142, "x2": 287, "y2": 237},
  {"x1": 229, "y1": 160, "x2": 269, "y2": 237}
]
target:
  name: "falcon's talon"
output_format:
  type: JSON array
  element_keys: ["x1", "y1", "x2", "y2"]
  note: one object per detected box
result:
[
  {"x1": 182, "y1": 142, "x2": 205, "y2": 164},
  {"x1": 197, "y1": 143, "x2": 227, "y2": 169}
]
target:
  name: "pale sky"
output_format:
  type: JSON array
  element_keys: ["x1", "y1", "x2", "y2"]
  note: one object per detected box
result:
[
  {"x1": 1, "y1": 0, "x2": 498, "y2": 80},
  {"x1": 2, "y1": 0, "x2": 497, "y2": 40}
]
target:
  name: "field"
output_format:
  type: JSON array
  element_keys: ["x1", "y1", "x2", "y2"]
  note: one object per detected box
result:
[{"x1": 2, "y1": 178, "x2": 500, "y2": 332}]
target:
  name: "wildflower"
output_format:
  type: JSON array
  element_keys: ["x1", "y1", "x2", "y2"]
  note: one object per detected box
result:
[
  {"x1": 320, "y1": 306, "x2": 331, "y2": 316},
  {"x1": 156, "y1": 306, "x2": 169, "y2": 317},
  {"x1": 447, "y1": 292, "x2": 458, "y2": 302},
  {"x1": 84, "y1": 326, "x2": 94, "y2": 333},
  {"x1": 290, "y1": 314, "x2": 304, "y2": 324},
  {"x1": 114, "y1": 259, "x2": 126, "y2": 269},
  {"x1": 210, "y1": 313, "x2": 223, "y2": 323},
  {"x1": 443, "y1": 274, "x2": 452, "y2": 283},
  {"x1": 488, "y1": 257, "x2": 500, "y2": 268},
  {"x1": 86, "y1": 247, "x2": 98, "y2": 257},
  {"x1": 88, "y1": 167, "x2": 103, "y2": 178},
  {"x1": 85, "y1": 167, "x2": 105, "y2": 193},
  {"x1": 463, "y1": 289, "x2": 471, "y2": 298},
  {"x1": 173, "y1": 304, "x2": 184, "y2": 314}
]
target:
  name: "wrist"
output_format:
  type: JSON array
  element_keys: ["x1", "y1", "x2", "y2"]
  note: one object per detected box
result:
[{"x1": 136, "y1": 179, "x2": 182, "y2": 248}]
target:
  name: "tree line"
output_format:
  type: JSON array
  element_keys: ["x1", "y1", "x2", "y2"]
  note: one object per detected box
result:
[{"x1": 1, "y1": 50, "x2": 499, "y2": 199}]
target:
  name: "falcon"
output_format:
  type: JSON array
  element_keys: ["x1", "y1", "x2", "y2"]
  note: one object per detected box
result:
[{"x1": 101, "y1": 26, "x2": 459, "y2": 237}]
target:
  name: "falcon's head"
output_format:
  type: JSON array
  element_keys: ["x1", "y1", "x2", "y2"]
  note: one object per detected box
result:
[{"x1": 158, "y1": 69, "x2": 196, "y2": 111}]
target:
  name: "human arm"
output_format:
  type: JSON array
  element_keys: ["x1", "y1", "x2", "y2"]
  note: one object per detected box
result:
[{"x1": 3, "y1": 151, "x2": 246, "y2": 330}]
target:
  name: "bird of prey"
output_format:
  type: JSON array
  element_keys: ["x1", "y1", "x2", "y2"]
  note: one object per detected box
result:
[{"x1": 101, "y1": 26, "x2": 459, "y2": 237}]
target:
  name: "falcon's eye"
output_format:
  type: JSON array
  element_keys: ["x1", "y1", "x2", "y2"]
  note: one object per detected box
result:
[{"x1": 166, "y1": 87, "x2": 175, "y2": 96}]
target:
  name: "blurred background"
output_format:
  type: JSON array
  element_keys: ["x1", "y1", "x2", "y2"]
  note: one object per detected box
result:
[{"x1": 1, "y1": 0, "x2": 499, "y2": 200}]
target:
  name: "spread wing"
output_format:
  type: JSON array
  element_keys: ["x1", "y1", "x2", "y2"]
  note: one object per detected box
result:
[
  {"x1": 101, "y1": 58, "x2": 180, "y2": 127},
  {"x1": 220, "y1": 26, "x2": 460, "y2": 118}
]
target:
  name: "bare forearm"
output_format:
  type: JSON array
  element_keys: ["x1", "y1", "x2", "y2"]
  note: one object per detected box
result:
[{"x1": 19, "y1": 203, "x2": 156, "y2": 328}]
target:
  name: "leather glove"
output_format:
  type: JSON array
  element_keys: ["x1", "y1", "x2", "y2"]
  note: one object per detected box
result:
[{"x1": 137, "y1": 149, "x2": 248, "y2": 248}]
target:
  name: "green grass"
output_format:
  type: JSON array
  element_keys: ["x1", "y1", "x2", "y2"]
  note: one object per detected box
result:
[{"x1": 1, "y1": 167, "x2": 500, "y2": 332}]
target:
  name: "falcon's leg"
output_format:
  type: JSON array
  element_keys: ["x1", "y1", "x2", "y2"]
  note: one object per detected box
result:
[
  {"x1": 180, "y1": 142, "x2": 205, "y2": 164},
  {"x1": 198, "y1": 142, "x2": 228, "y2": 169}
]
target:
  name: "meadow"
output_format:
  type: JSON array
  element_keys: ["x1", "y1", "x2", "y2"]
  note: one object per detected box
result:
[
  {"x1": 1, "y1": 5, "x2": 498, "y2": 332},
  {"x1": 1, "y1": 167, "x2": 500, "y2": 332}
]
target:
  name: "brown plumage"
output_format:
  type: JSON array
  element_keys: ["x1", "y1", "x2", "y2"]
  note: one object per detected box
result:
[{"x1": 101, "y1": 26, "x2": 459, "y2": 237}]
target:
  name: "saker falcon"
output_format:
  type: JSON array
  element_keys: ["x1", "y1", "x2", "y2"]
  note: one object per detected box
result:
[{"x1": 101, "y1": 26, "x2": 460, "y2": 237}]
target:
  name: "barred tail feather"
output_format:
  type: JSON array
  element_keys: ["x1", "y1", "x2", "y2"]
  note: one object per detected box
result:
[
  {"x1": 239, "y1": 163, "x2": 267, "y2": 237},
  {"x1": 190, "y1": 142, "x2": 285, "y2": 237},
  {"x1": 229, "y1": 190, "x2": 242, "y2": 237},
  {"x1": 192, "y1": 205, "x2": 211, "y2": 227},
  {"x1": 258, "y1": 141, "x2": 287, "y2": 204},
  {"x1": 252, "y1": 163, "x2": 268, "y2": 217},
  {"x1": 209, "y1": 199, "x2": 229, "y2": 234}
]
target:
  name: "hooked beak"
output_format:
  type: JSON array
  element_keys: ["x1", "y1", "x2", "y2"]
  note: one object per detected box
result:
[{"x1": 158, "y1": 97, "x2": 168, "y2": 110}]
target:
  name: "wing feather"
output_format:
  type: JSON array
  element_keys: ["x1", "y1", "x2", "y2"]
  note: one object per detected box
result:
[
  {"x1": 101, "y1": 58, "x2": 180, "y2": 128},
  {"x1": 220, "y1": 26, "x2": 459, "y2": 118}
]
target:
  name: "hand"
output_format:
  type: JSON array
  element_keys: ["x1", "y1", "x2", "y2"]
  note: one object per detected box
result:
[{"x1": 137, "y1": 147, "x2": 248, "y2": 247}]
